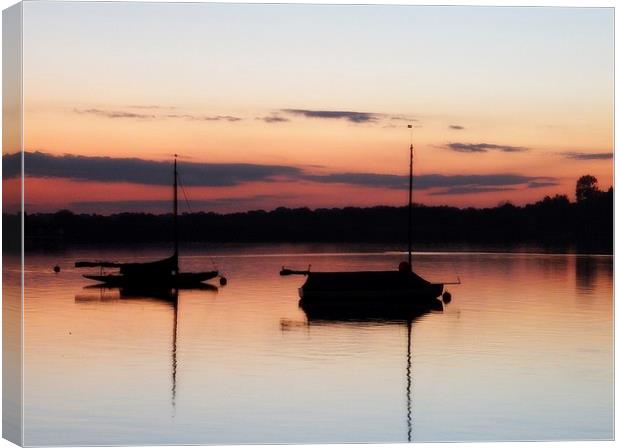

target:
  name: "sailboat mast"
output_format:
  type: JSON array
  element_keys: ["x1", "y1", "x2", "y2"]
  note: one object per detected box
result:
[
  {"x1": 173, "y1": 155, "x2": 179, "y2": 265},
  {"x1": 407, "y1": 125, "x2": 414, "y2": 269}
]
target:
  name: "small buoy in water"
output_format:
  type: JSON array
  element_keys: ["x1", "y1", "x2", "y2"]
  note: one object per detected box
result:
[
  {"x1": 53, "y1": 265, "x2": 61, "y2": 273},
  {"x1": 219, "y1": 276, "x2": 228, "y2": 286},
  {"x1": 442, "y1": 291, "x2": 452, "y2": 304}
]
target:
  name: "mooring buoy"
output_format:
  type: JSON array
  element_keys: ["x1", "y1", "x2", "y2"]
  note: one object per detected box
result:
[
  {"x1": 53, "y1": 265, "x2": 61, "y2": 273},
  {"x1": 219, "y1": 276, "x2": 228, "y2": 286}
]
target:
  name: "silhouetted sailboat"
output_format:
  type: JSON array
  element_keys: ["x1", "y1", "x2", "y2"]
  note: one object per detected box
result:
[
  {"x1": 281, "y1": 126, "x2": 457, "y2": 310},
  {"x1": 76, "y1": 156, "x2": 219, "y2": 287}
]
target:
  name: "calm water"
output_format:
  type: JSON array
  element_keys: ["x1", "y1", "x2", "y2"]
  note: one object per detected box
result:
[{"x1": 15, "y1": 244, "x2": 613, "y2": 445}]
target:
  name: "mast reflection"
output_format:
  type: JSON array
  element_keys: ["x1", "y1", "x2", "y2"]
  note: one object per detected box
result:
[
  {"x1": 297, "y1": 301, "x2": 440, "y2": 443},
  {"x1": 75, "y1": 284, "x2": 218, "y2": 413}
]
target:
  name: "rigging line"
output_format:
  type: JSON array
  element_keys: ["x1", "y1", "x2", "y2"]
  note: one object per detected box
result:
[{"x1": 177, "y1": 173, "x2": 193, "y2": 214}]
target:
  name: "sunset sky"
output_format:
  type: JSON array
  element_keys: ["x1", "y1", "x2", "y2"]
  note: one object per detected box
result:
[{"x1": 7, "y1": 2, "x2": 614, "y2": 214}]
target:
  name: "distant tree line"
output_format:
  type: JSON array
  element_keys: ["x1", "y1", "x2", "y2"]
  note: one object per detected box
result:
[{"x1": 5, "y1": 175, "x2": 613, "y2": 253}]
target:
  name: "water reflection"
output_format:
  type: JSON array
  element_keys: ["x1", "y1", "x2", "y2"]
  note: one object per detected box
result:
[
  {"x1": 575, "y1": 256, "x2": 613, "y2": 293},
  {"x1": 74, "y1": 285, "x2": 218, "y2": 413},
  {"x1": 291, "y1": 303, "x2": 438, "y2": 442},
  {"x1": 22, "y1": 249, "x2": 612, "y2": 444}
]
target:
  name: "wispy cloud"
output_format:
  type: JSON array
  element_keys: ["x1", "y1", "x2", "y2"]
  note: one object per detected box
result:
[
  {"x1": 449, "y1": 125, "x2": 465, "y2": 130},
  {"x1": 256, "y1": 115, "x2": 290, "y2": 123},
  {"x1": 74, "y1": 108, "x2": 242, "y2": 122},
  {"x1": 389, "y1": 115, "x2": 418, "y2": 123},
  {"x1": 561, "y1": 151, "x2": 613, "y2": 160},
  {"x1": 445, "y1": 142, "x2": 529, "y2": 153},
  {"x1": 127, "y1": 105, "x2": 178, "y2": 110},
  {"x1": 280, "y1": 109, "x2": 420, "y2": 125},
  {"x1": 281, "y1": 109, "x2": 380, "y2": 124},
  {"x1": 74, "y1": 108, "x2": 157, "y2": 119},
  {"x1": 163, "y1": 114, "x2": 242, "y2": 122}
]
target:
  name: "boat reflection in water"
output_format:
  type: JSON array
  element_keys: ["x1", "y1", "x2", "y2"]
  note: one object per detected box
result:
[
  {"x1": 289, "y1": 300, "x2": 444, "y2": 442},
  {"x1": 75, "y1": 285, "x2": 218, "y2": 410}
]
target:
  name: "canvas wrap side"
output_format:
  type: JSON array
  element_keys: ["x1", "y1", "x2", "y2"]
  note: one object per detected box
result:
[{"x1": 3, "y1": 2, "x2": 24, "y2": 446}]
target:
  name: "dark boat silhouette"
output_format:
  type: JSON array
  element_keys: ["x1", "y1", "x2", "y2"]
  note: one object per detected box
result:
[
  {"x1": 76, "y1": 156, "x2": 219, "y2": 287},
  {"x1": 299, "y1": 284, "x2": 443, "y2": 320},
  {"x1": 281, "y1": 126, "x2": 457, "y2": 308}
]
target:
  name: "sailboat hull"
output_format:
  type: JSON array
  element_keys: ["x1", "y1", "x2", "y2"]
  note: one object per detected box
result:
[
  {"x1": 298, "y1": 270, "x2": 443, "y2": 309},
  {"x1": 83, "y1": 271, "x2": 218, "y2": 287}
]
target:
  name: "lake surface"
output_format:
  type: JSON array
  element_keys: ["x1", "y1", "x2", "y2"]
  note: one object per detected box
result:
[{"x1": 14, "y1": 244, "x2": 613, "y2": 445}]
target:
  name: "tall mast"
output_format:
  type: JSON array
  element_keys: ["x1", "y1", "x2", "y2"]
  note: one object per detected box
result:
[
  {"x1": 173, "y1": 155, "x2": 179, "y2": 269},
  {"x1": 407, "y1": 125, "x2": 414, "y2": 269}
]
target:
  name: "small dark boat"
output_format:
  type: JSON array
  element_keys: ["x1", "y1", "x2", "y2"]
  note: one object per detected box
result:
[
  {"x1": 76, "y1": 156, "x2": 219, "y2": 288},
  {"x1": 78, "y1": 254, "x2": 218, "y2": 288},
  {"x1": 281, "y1": 126, "x2": 457, "y2": 308}
]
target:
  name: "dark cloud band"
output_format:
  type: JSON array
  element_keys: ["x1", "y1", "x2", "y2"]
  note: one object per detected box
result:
[
  {"x1": 5, "y1": 152, "x2": 300, "y2": 187},
  {"x1": 304, "y1": 172, "x2": 556, "y2": 193},
  {"x1": 5, "y1": 151, "x2": 557, "y2": 195}
]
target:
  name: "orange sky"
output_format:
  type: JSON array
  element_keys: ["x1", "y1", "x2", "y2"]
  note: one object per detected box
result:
[{"x1": 11, "y1": 3, "x2": 614, "y2": 214}]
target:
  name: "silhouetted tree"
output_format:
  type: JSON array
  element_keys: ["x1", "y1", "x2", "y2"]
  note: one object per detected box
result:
[
  {"x1": 576, "y1": 175, "x2": 600, "y2": 203},
  {"x1": 537, "y1": 194, "x2": 570, "y2": 207}
]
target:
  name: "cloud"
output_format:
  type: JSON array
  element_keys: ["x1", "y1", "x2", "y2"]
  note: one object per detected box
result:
[
  {"x1": 302, "y1": 171, "x2": 556, "y2": 193},
  {"x1": 445, "y1": 142, "x2": 528, "y2": 153},
  {"x1": 164, "y1": 114, "x2": 242, "y2": 122},
  {"x1": 127, "y1": 105, "x2": 178, "y2": 110},
  {"x1": 6, "y1": 152, "x2": 300, "y2": 187},
  {"x1": 75, "y1": 108, "x2": 242, "y2": 122},
  {"x1": 281, "y1": 109, "x2": 379, "y2": 123},
  {"x1": 389, "y1": 115, "x2": 418, "y2": 122},
  {"x1": 280, "y1": 109, "x2": 419, "y2": 125},
  {"x1": 561, "y1": 151, "x2": 613, "y2": 160},
  {"x1": 256, "y1": 115, "x2": 290, "y2": 123},
  {"x1": 74, "y1": 108, "x2": 157, "y2": 119},
  {"x1": 449, "y1": 125, "x2": 465, "y2": 130},
  {"x1": 5, "y1": 151, "x2": 558, "y2": 197}
]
